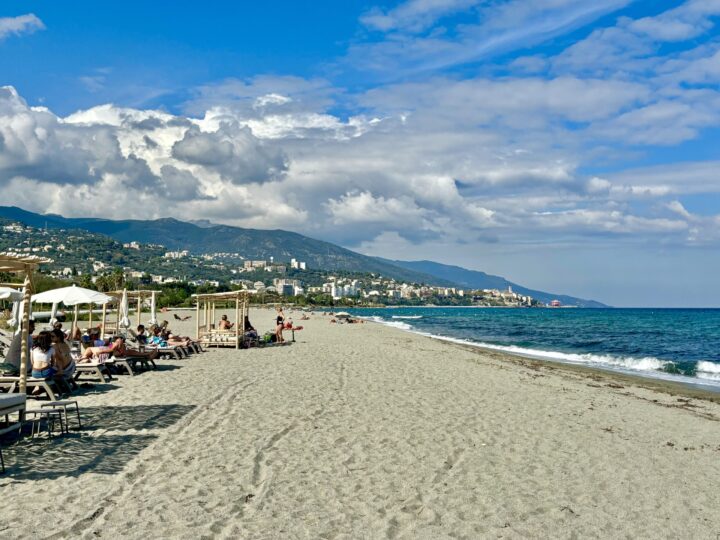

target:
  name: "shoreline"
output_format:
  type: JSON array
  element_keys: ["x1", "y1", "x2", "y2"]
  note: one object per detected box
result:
[
  {"x1": 355, "y1": 312, "x2": 720, "y2": 396},
  {"x1": 448, "y1": 338, "x2": 720, "y2": 404}
]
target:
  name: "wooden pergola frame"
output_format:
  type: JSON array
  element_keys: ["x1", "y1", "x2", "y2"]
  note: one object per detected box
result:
[
  {"x1": 192, "y1": 291, "x2": 249, "y2": 349},
  {"x1": 0, "y1": 253, "x2": 52, "y2": 393},
  {"x1": 102, "y1": 289, "x2": 162, "y2": 335}
]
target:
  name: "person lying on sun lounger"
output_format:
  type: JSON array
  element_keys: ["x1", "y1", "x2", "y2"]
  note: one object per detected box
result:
[
  {"x1": 159, "y1": 323, "x2": 197, "y2": 349},
  {"x1": 80, "y1": 336, "x2": 158, "y2": 362},
  {"x1": 173, "y1": 313, "x2": 192, "y2": 321}
]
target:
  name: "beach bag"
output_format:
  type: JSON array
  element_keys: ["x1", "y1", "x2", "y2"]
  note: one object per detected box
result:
[{"x1": 0, "y1": 363, "x2": 19, "y2": 376}]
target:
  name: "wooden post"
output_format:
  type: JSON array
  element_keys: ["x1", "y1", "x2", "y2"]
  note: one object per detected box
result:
[
  {"x1": 136, "y1": 297, "x2": 141, "y2": 327},
  {"x1": 235, "y1": 294, "x2": 240, "y2": 349},
  {"x1": 88, "y1": 302, "x2": 93, "y2": 329},
  {"x1": 73, "y1": 305, "x2": 79, "y2": 339},
  {"x1": 101, "y1": 302, "x2": 107, "y2": 337},
  {"x1": 195, "y1": 296, "x2": 200, "y2": 341},
  {"x1": 18, "y1": 271, "x2": 32, "y2": 394}
]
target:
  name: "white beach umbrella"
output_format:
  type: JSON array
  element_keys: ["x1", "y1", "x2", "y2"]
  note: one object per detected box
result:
[
  {"x1": 1, "y1": 287, "x2": 23, "y2": 330},
  {"x1": 49, "y1": 302, "x2": 59, "y2": 325},
  {"x1": 335, "y1": 312, "x2": 351, "y2": 319},
  {"x1": 8, "y1": 300, "x2": 20, "y2": 329},
  {"x1": 119, "y1": 289, "x2": 131, "y2": 329},
  {"x1": 0, "y1": 286, "x2": 23, "y2": 302},
  {"x1": 148, "y1": 291, "x2": 157, "y2": 326},
  {"x1": 32, "y1": 284, "x2": 112, "y2": 306},
  {"x1": 14, "y1": 288, "x2": 33, "y2": 335}
]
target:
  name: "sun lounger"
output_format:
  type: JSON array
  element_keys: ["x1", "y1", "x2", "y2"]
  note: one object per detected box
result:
[
  {"x1": 74, "y1": 362, "x2": 113, "y2": 384},
  {"x1": 126, "y1": 354, "x2": 157, "y2": 371},
  {"x1": 0, "y1": 393, "x2": 26, "y2": 474},
  {"x1": 152, "y1": 346, "x2": 183, "y2": 360},
  {"x1": 0, "y1": 376, "x2": 58, "y2": 401},
  {"x1": 110, "y1": 357, "x2": 134, "y2": 376}
]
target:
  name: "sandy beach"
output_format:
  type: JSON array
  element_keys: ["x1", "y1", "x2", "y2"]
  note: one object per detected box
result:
[{"x1": 1, "y1": 308, "x2": 719, "y2": 539}]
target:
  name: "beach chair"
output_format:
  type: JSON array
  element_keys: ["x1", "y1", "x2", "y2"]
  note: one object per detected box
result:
[
  {"x1": 0, "y1": 393, "x2": 27, "y2": 473},
  {"x1": 0, "y1": 376, "x2": 59, "y2": 401},
  {"x1": 74, "y1": 362, "x2": 113, "y2": 384},
  {"x1": 109, "y1": 357, "x2": 135, "y2": 376}
]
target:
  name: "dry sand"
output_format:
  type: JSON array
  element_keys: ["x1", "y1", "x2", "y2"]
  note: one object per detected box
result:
[{"x1": 1, "y1": 308, "x2": 719, "y2": 539}]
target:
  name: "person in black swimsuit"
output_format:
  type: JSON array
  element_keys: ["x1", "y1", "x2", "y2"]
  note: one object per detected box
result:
[{"x1": 275, "y1": 306, "x2": 285, "y2": 343}]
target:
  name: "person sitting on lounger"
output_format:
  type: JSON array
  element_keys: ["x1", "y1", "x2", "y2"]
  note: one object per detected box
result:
[
  {"x1": 82, "y1": 328, "x2": 105, "y2": 348},
  {"x1": 244, "y1": 315, "x2": 255, "y2": 332},
  {"x1": 136, "y1": 324, "x2": 148, "y2": 345},
  {"x1": 31, "y1": 331, "x2": 57, "y2": 380},
  {"x1": 51, "y1": 329, "x2": 76, "y2": 392},
  {"x1": 219, "y1": 314, "x2": 234, "y2": 330},
  {"x1": 148, "y1": 326, "x2": 168, "y2": 347}
]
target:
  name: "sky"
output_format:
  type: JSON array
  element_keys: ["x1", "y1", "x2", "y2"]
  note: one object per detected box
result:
[{"x1": 1, "y1": 0, "x2": 719, "y2": 307}]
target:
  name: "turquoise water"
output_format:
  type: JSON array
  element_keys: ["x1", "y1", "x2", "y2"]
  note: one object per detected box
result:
[{"x1": 343, "y1": 307, "x2": 720, "y2": 389}]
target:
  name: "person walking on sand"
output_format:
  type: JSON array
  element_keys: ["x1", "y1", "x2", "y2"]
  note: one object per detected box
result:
[{"x1": 275, "y1": 306, "x2": 285, "y2": 343}]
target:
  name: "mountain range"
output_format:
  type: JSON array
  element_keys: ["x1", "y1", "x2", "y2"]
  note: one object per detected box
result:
[{"x1": 0, "y1": 206, "x2": 605, "y2": 307}]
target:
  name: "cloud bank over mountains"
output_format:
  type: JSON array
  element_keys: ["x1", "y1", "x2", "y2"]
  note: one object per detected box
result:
[{"x1": 1, "y1": 0, "x2": 719, "y2": 265}]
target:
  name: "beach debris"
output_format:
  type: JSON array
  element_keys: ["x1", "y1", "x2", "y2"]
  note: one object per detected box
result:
[
  {"x1": 607, "y1": 383, "x2": 624, "y2": 389},
  {"x1": 560, "y1": 506, "x2": 578, "y2": 516},
  {"x1": 601, "y1": 426, "x2": 615, "y2": 433},
  {"x1": 244, "y1": 493, "x2": 255, "y2": 503},
  {"x1": 666, "y1": 441, "x2": 675, "y2": 447}
]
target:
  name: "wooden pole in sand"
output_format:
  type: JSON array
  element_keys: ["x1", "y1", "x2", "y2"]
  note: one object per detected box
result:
[
  {"x1": 195, "y1": 297, "x2": 200, "y2": 341},
  {"x1": 235, "y1": 294, "x2": 240, "y2": 349},
  {"x1": 88, "y1": 302, "x2": 93, "y2": 330},
  {"x1": 73, "y1": 305, "x2": 79, "y2": 341},
  {"x1": 101, "y1": 302, "x2": 107, "y2": 337},
  {"x1": 136, "y1": 297, "x2": 142, "y2": 327},
  {"x1": 18, "y1": 271, "x2": 32, "y2": 394}
]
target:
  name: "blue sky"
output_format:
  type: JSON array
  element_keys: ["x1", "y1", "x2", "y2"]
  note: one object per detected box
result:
[{"x1": 1, "y1": 0, "x2": 719, "y2": 306}]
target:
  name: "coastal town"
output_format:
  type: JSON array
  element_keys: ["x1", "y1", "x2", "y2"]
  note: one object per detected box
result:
[{"x1": 0, "y1": 220, "x2": 543, "y2": 307}]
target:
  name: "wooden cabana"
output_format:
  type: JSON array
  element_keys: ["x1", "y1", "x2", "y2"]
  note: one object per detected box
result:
[
  {"x1": 192, "y1": 291, "x2": 249, "y2": 349},
  {"x1": 0, "y1": 253, "x2": 52, "y2": 394},
  {"x1": 102, "y1": 289, "x2": 161, "y2": 335}
]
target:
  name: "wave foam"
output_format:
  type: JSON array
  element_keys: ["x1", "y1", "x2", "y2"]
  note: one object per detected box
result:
[
  {"x1": 367, "y1": 316, "x2": 413, "y2": 331},
  {"x1": 696, "y1": 361, "x2": 720, "y2": 381},
  {"x1": 391, "y1": 315, "x2": 423, "y2": 319}
]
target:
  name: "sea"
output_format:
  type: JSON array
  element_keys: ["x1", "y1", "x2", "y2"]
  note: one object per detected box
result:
[{"x1": 341, "y1": 307, "x2": 720, "y2": 390}]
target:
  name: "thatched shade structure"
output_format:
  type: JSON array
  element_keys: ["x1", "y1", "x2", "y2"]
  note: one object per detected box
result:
[
  {"x1": 192, "y1": 291, "x2": 249, "y2": 349},
  {"x1": 0, "y1": 253, "x2": 52, "y2": 393}
]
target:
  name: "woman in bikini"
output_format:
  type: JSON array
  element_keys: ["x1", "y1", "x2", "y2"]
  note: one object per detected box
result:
[{"x1": 275, "y1": 306, "x2": 285, "y2": 343}]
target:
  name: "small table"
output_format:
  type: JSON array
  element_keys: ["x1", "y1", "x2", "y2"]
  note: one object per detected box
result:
[
  {"x1": 41, "y1": 400, "x2": 81, "y2": 432},
  {"x1": 24, "y1": 409, "x2": 65, "y2": 438}
]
